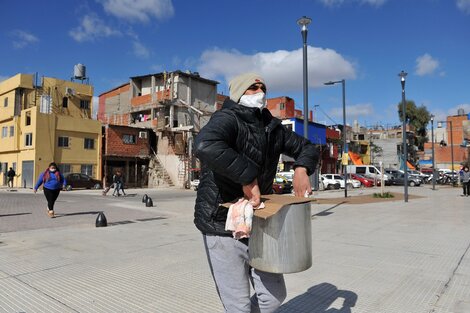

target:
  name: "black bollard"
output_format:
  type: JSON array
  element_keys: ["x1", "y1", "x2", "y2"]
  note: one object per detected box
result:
[
  {"x1": 142, "y1": 194, "x2": 148, "y2": 203},
  {"x1": 96, "y1": 212, "x2": 108, "y2": 227},
  {"x1": 145, "y1": 197, "x2": 153, "y2": 207}
]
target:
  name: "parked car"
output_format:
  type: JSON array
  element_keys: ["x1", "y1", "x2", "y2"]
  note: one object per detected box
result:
[
  {"x1": 272, "y1": 176, "x2": 293, "y2": 194},
  {"x1": 347, "y1": 165, "x2": 391, "y2": 184},
  {"x1": 190, "y1": 179, "x2": 200, "y2": 191},
  {"x1": 349, "y1": 173, "x2": 374, "y2": 187},
  {"x1": 64, "y1": 173, "x2": 102, "y2": 191},
  {"x1": 389, "y1": 173, "x2": 421, "y2": 186},
  {"x1": 277, "y1": 171, "x2": 294, "y2": 182},
  {"x1": 322, "y1": 174, "x2": 361, "y2": 189},
  {"x1": 320, "y1": 175, "x2": 341, "y2": 190}
]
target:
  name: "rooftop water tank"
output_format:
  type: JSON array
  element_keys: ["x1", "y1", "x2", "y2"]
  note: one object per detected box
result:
[
  {"x1": 458, "y1": 108, "x2": 465, "y2": 116},
  {"x1": 73, "y1": 64, "x2": 86, "y2": 80}
]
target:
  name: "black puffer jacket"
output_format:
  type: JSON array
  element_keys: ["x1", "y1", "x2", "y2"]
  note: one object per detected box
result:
[{"x1": 194, "y1": 99, "x2": 319, "y2": 236}]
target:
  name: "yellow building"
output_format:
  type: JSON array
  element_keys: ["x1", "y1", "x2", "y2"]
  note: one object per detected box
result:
[{"x1": 0, "y1": 73, "x2": 101, "y2": 188}]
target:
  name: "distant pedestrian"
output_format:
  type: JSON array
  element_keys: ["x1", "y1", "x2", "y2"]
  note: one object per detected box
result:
[
  {"x1": 7, "y1": 167, "x2": 15, "y2": 188},
  {"x1": 34, "y1": 162, "x2": 66, "y2": 218},
  {"x1": 461, "y1": 166, "x2": 470, "y2": 197},
  {"x1": 112, "y1": 170, "x2": 126, "y2": 196}
]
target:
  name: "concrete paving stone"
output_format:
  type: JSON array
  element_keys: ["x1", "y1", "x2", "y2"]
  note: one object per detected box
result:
[{"x1": 1, "y1": 185, "x2": 470, "y2": 312}]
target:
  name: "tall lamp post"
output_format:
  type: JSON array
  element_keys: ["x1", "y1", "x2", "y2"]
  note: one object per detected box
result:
[
  {"x1": 324, "y1": 79, "x2": 347, "y2": 198},
  {"x1": 399, "y1": 70, "x2": 408, "y2": 202},
  {"x1": 297, "y1": 16, "x2": 317, "y2": 189},
  {"x1": 430, "y1": 114, "x2": 436, "y2": 190},
  {"x1": 437, "y1": 120, "x2": 454, "y2": 183}
]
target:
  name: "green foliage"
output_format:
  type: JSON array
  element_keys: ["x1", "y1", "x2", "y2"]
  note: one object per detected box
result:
[
  {"x1": 373, "y1": 192, "x2": 394, "y2": 198},
  {"x1": 397, "y1": 100, "x2": 431, "y2": 150}
]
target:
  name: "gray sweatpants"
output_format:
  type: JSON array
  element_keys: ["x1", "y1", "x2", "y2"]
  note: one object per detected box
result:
[{"x1": 203, "y1": 234, "x2": 286, "y2": 313}]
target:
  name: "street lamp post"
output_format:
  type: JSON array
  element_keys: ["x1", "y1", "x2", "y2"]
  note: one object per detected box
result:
[
  {"x1": 324, "y1": 79, "x2": 347, "y2": 198},
  {"x1": 430, "y1": 115, "x2": 436, "y2": 190},
  {"x1": 297, "y1": 16, "x2": 311, "y2": 139},
  {"x1": 297, "y1": 16, "x2": 317, "y2": 190},
  {"x1": 399, "y1": 70, "x2": 408, "y2": 202}
]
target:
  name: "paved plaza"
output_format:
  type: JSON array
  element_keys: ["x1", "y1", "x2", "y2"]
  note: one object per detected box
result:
[{"x1": 0, "y1": 185, "x2": 469, "y2": 313}]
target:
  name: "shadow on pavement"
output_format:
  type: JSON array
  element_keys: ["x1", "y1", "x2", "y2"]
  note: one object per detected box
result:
[
  {"x1": 0, "y1": 212, "x2": 32, "y2": 217},
  {"x1": 280, "y1": 282, "x2": 357, "y2": 313},
  {"x1": 54, "y1": 211, "x2": 102, "y2": 218}
]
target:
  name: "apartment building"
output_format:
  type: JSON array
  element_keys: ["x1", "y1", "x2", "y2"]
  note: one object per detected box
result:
[{"x1": 0, "y1": 73, "x2": 101, "y2": 188}]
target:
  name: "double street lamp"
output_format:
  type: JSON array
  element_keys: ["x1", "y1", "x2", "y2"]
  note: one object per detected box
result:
[
  {"x1": 324, "y1": 79, "x2": 347, "y2": 198},
  {"x1": 398, "y1": 70, "x2": 408, "y2": 203}
]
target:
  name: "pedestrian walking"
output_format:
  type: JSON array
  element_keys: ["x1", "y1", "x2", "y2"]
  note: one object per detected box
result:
[
  {"x1": 34, "y1": 162, "x2": 66, "y2": 218},
  {"x1": 461, "y1": 166, "x2": 470, "y2": 196},
  {"x1": 7, "y1": 167, "x2": 15, "y2": 188},
  {"x1": 193, "y1": 72, "x2": 319, "y2": 313},
  {"x1": 112, "y1": 170, "x2": 126, "y2": 196}
]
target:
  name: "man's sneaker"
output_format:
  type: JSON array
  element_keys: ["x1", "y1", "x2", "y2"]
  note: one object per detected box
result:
[{"x1": 47, "y1": 210, "x2": 55, "y2": 218}]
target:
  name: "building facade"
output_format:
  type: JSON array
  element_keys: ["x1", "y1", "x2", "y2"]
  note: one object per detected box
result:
[
  {"x1": 0, "y1": 74, "x2": 101, "y2": 187},
  {"x1": 98, "y1": 70, "x2": 218, "y2": 188}
]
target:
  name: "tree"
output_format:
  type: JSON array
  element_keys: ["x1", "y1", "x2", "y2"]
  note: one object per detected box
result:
[{"x1": 397, "y1": 100, "x2": 431, "y2": 151}]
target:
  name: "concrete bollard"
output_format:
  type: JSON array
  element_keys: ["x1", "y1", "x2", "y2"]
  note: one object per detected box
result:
[
  {"x1": 96, "y1": 212, "x2": 108, "y2": 227},
  {"x1": 145, "y1": 197, "x2": 153, "y2": 207}
]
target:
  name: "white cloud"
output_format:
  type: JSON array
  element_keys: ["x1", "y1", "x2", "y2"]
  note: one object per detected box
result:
[
  {"x1": 69, "y1": 14, "x2": 121, "y2": 42},
  {"x1": 330, "y1": 103, "x2": 374, "y2": 122},
  {"x1": 319, "y1": 0, "x2": 387, "y2": 7},
  {"x1": 10, "y1": 30, "x2": 39, "y2": 49},
  {"x1": 133, "y1": 41, "x2": 151, "y2": 59},
  {"x1": 197, "y1": 47, "x2": 356, "y2": 93},
  {"x1": 457, "y1": 0, "x2": 470, "y2": 14},
  {"x1": 100, "y1": 0, "x2": 174, "y2": 22},
  {"x1": 415, "y1": 53, "x2": 440, "y2": 76}
]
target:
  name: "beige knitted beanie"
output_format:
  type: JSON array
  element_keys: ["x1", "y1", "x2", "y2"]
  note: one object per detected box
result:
[{"x1": 229, "y1": 73, "x2": 266, "y2": 103}]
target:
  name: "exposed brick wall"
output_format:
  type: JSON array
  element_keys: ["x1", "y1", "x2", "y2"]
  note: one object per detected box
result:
[
  {"x1": 105, "y1": 125, "x2": 150, "y2": 157},
  {"x1": 98, "y1": 84, "x2": 130, "y2": 123}
]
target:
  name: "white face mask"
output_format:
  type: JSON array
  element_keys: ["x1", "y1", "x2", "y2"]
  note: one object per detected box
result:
[
  {"x1": 49, "y1": 168, "x2": 56, "y2": 172},
  {"x1": 239, "y1": 92, "x2": 266, "y2": 109}
]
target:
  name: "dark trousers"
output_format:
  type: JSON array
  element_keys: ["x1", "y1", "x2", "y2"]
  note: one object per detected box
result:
[
  {"x1": 43, "y1": 187, "x2": 61, "y2": 211},
  {"x1": 463, "y1": 182, "x2": 470, "y2": 196}
]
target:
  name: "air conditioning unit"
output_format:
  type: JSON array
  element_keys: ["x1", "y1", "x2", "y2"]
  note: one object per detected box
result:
[
  {"x1": 65, "y1": 87, "x2": 75, "y2": 96},
  {"x1": 138, "y1": 131, "x2": 147, "y2": 139}
]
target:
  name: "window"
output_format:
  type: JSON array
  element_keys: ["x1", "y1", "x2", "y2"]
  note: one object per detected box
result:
[
  {"x1": 1, "y1": 127, "x2": 7, "y2": 138},
  {"x1": 9, "y1": 126, "x2": 14, "y2": 137},
  {"x1": 58, "y1": 136, "x2": 69, "y2": 147},
  {"x1": 84, "y1": 138, "x2": 94, "y2": 149},
  {"x1": 26, "y1": 112, "x2": 31, "y2": 125},
  {"x1": 25, "y1": 133, "x2": 33, "y2": 146},
  {"x1": 58, "y1": 164, "x2": 71, "y2": 174},
  {"x1": 80, "y1": 100, "x2": 90, "y2": 109},
  {"x1": 81, "y1": 164, "x2": 93, "y2": 176},
  {"x1": 4, "y1": 97, "x2": 8, "y2": 107},
  {"x1": 280, "y1": 103, "x2": 285, "y2": 110},
  {"x1": 122, "y1": 134, "x2": 136, "y2": 144},
  {"x1": 356, "y1": 166, "x2": 366, "y2": 174},
  {"x1": 62, "y1": 97, "x2": 68, "y2": 108}
]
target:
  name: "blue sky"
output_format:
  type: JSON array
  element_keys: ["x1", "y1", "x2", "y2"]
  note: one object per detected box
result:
[{"x1": 1, "y1": 0, "x2": 469, "y2": 127}]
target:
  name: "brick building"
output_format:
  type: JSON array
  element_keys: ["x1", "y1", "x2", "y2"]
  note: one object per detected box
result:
[{"x1": 423, "y1": 113, "x2": 470, "y2": 170}]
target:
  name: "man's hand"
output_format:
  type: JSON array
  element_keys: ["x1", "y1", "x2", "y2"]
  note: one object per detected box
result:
[
  {"x1": 243, "y1": 178, "x2": 261, "y2": 208},
  {"x1": 293, "y1": 167, "x2": 311, "y2": 197}
]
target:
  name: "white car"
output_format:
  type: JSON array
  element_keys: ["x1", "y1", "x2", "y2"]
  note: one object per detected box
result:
[
  {"x1": 190, "y1": 179, "x2": 200, "y2": 191},
  {"x1": 278, "y1": 171, "x2": 294, "y2": 182},
  {"x1": 320, "y1": 175, "x2": 341, "y2": 190},
  {"x1": 322, "y1": 174, "x2": 361, "y2": 189}
]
